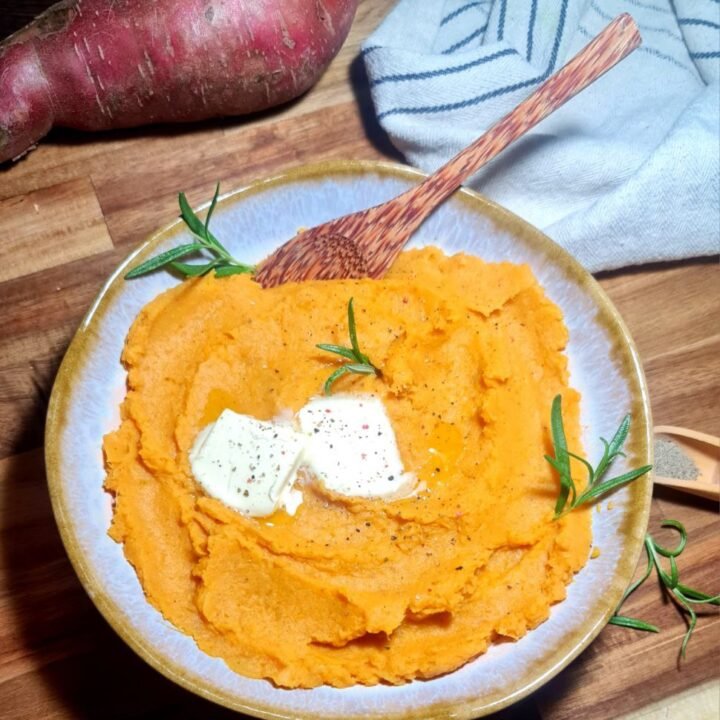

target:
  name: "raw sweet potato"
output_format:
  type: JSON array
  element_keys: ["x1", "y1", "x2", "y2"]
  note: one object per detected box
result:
[{"x1": 0, "y1": 0, "x2": 358, "y2": 163}]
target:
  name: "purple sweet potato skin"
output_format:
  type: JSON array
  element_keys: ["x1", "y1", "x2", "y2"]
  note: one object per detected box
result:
[{"x1": 0, "y1": 0, "x2": 358, "y2": 162}]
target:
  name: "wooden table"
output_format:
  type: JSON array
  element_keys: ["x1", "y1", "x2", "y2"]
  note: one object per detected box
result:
[{"x1": 1, "y1": 2, "x2": 718, "y2": 718}]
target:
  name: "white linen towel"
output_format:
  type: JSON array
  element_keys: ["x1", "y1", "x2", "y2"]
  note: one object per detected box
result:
[{"x1": 362, "y1": 0, "x2": 720, "y2": 272}]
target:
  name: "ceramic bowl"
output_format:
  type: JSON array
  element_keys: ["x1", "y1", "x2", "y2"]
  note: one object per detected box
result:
[{"x1": 46, "y1": 160, "x2": 653, "y2": 719}]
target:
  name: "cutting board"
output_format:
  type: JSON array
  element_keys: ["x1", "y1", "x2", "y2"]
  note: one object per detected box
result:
[{"x1": 0, "y1": 1, "x2": 718, "y2": 718}]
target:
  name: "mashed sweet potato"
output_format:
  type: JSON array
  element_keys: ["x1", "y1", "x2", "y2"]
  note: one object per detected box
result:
[{"x1": 104, "y1": 247, "x2": 590, "y2": 688}]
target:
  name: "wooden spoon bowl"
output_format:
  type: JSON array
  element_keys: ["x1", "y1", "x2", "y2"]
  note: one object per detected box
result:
[{"x1": 653, "y1": 426, "x2": 720, "y2": 501}]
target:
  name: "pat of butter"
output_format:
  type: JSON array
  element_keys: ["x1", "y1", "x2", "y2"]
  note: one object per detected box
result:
[
  {"x1": 189, "y1": 410, "x2": 305, "y2": 517},
  {"x1": 298, "y1": 395, "x2": 416, "y2": 499}
]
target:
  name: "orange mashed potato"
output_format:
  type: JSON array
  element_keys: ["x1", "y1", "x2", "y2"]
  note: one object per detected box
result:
[{"x1": 104, "y1": 247, "x2": 590, "y2": 688}]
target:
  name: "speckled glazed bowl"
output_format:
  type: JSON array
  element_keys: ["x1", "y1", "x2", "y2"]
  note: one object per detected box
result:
[{"x1": 46, "y1": 160, "x2": 652, "y2": 719}]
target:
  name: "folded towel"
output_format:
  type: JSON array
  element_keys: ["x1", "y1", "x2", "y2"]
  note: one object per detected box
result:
[{"x1": 363, "y1": 0, "x2": 720, "y2": 272}]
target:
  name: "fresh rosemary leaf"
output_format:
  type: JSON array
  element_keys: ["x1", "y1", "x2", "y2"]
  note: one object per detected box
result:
[
  {"x1": 322, "y1": 366, "x2": 350, "y2": 396},
  {"x1": 674, "y1": 591, "x2": 697, "y2": 659},
  {"x1": 574, "y1": 465, "x2": 652, "y2": 504},
  {"x1": 608, "y1": 414, "x2": 631, "y2": 453},
  {"x1": 567, "y1": 449, "x2": 596, "y2": 484},
  {"x1": 675, "y1": 584, "x2": 720, "y2": 604},
  {"x1": 178, "y1": 192, "x2": 207, "y2": 239},
  {"x1": 213, "y1": 264, "x2": 254, "y2": 277},
  {"x1": 344, "y1": 363, "x2": 378, "y2": 374},
  {"x1": 653, "y1": 519, "x2": 687, "y2": 556},
  {"x1": 125, "y1": 243, "x2": 204, "y2": 279},
  {"x1": 317, "y1": 298, "x2": 380, "y2": 395},
  {"x1": 205, "y1": 183, "x2": 220, "y2": 235},
  {"x1": 125, "y1": 184, "x2": 254, "y2": 280},
  {"x1": 548, "y1": 395, "x2": 573, "y2": 516},
  {"x1": 595, "y1": 414, "x2": 630, "y2": 478},
  {"x1": 347, "y1": 298, "x2": 364, "y2": 359},
  {"x1": 549, "y1": 395, "x2": 570, "y2": 471},
  {"x1": 202, "y1": 186, "x2": 232, "y2": 255},
  {"x1": 608, "y1": 615, "x2": 659, "y2": 632},
  {"x1": 555, "y1": 473, "x2": 575, "y2": 517},
  {"x1": 316, "y1": 344, "x2": 358, "y2": 361},
  {"x1": 170, "y1": 260, "x2": 218, "y2": 277},
  {"x1": 544, "y1": 455, "x2": 567, "y2": 476},
  {"x1": 179, "y1": 185, "x2": 228, "y2": 253},
  {"x1": 617, "y1": 543, "x2": 655, "y2": 606}
]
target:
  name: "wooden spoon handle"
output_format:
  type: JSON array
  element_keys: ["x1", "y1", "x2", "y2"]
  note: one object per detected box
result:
[
  {"x1": 399, "y1": 13, "x2": 641, "y2": 227},
  {"x1": 654, "y1": 476, "x2": 720, "y2": 502}
]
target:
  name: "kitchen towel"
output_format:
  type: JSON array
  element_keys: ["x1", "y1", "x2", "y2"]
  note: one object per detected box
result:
[{"x1": 362, "y1": 0, "x2": 720, "y2": 272}]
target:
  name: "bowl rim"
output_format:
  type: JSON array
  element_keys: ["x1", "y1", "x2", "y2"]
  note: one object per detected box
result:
[{"x1": 45, "y1": 159, "x2": 653, "y2": 720}]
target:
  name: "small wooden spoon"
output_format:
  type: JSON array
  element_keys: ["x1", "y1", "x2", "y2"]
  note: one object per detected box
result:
[
  {"x1": 255, "y1": 14, "x2": 642, "y2": 288},
  {"x1": 653, "y1": 426, "x2": 720, "y2": 502}
]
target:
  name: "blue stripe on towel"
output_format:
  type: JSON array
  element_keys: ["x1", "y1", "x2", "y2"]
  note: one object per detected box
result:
[
  {"x1": 527, "y1": 0, "x2": 539, "y2": 61},
  {"x1": 690, "y1": 51, "x2": 720, "y2": 58},
  {"x1": 497, "y1": 0, "x2": 508, "y2": 40},
  {"x1": 623, "y1": 0, "x2": 670, "y2": 13},
  {"x1": 371, "y1": 48, "x2": 517, "y2": 87},
  {"x1": 678, "y1": 18, "x2": 720, "y2": 30},
  {"x1": 442, "y1": 25, "x2": 489, "y2": 54},
  {"x1": 628, "y1": 23, "x2": 683, "y2": 43},
  {"x1": 546, "y1": 0, "x2": 569, "y2": 72},
  {"x1": 378, "y1": 0, "x2": 570, "y2": 119},
  {"x1": 639, "y1": 45, "x2": 698, "y2": 73},
  {"x1": 377, "y1": 77, "x2": 539, "y2": 119},
  {"x1": 440, "y1": 1, "x2": 485, "y2": 27}
]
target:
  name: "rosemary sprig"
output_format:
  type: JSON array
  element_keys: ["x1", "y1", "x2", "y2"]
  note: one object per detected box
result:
[
  {"x1": 545, "y1": 399, "x2": 718, "y2": 656},
  {"x1": 317, "y1": 298, "x2": 380, "y2": 395},
  {"x1": 609, "y1": 520, "x2": 720, "y2": 656},
  {"x1": 125, "y1": 184, "x2": 254, "y2": 279},
  {"x1": 545, "y1": 394, "x2": 652, "y2": 518}
]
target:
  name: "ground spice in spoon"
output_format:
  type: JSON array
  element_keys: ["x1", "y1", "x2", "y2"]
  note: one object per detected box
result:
[{"x1": 654, "y1": 437, "x2": 700, "y2": 480}]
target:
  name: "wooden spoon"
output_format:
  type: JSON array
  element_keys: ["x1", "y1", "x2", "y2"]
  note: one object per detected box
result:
[
  {"x1": 255, "y1": 14, "x2": 642, "y2": 288},
  {"x1": 653, "y1": 426, "x2": 720, "y2": 502}
]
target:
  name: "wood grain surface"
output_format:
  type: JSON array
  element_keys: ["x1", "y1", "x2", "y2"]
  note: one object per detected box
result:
[{"x1": 0, "y1": 2, "x2": 718, "y2": 719}]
